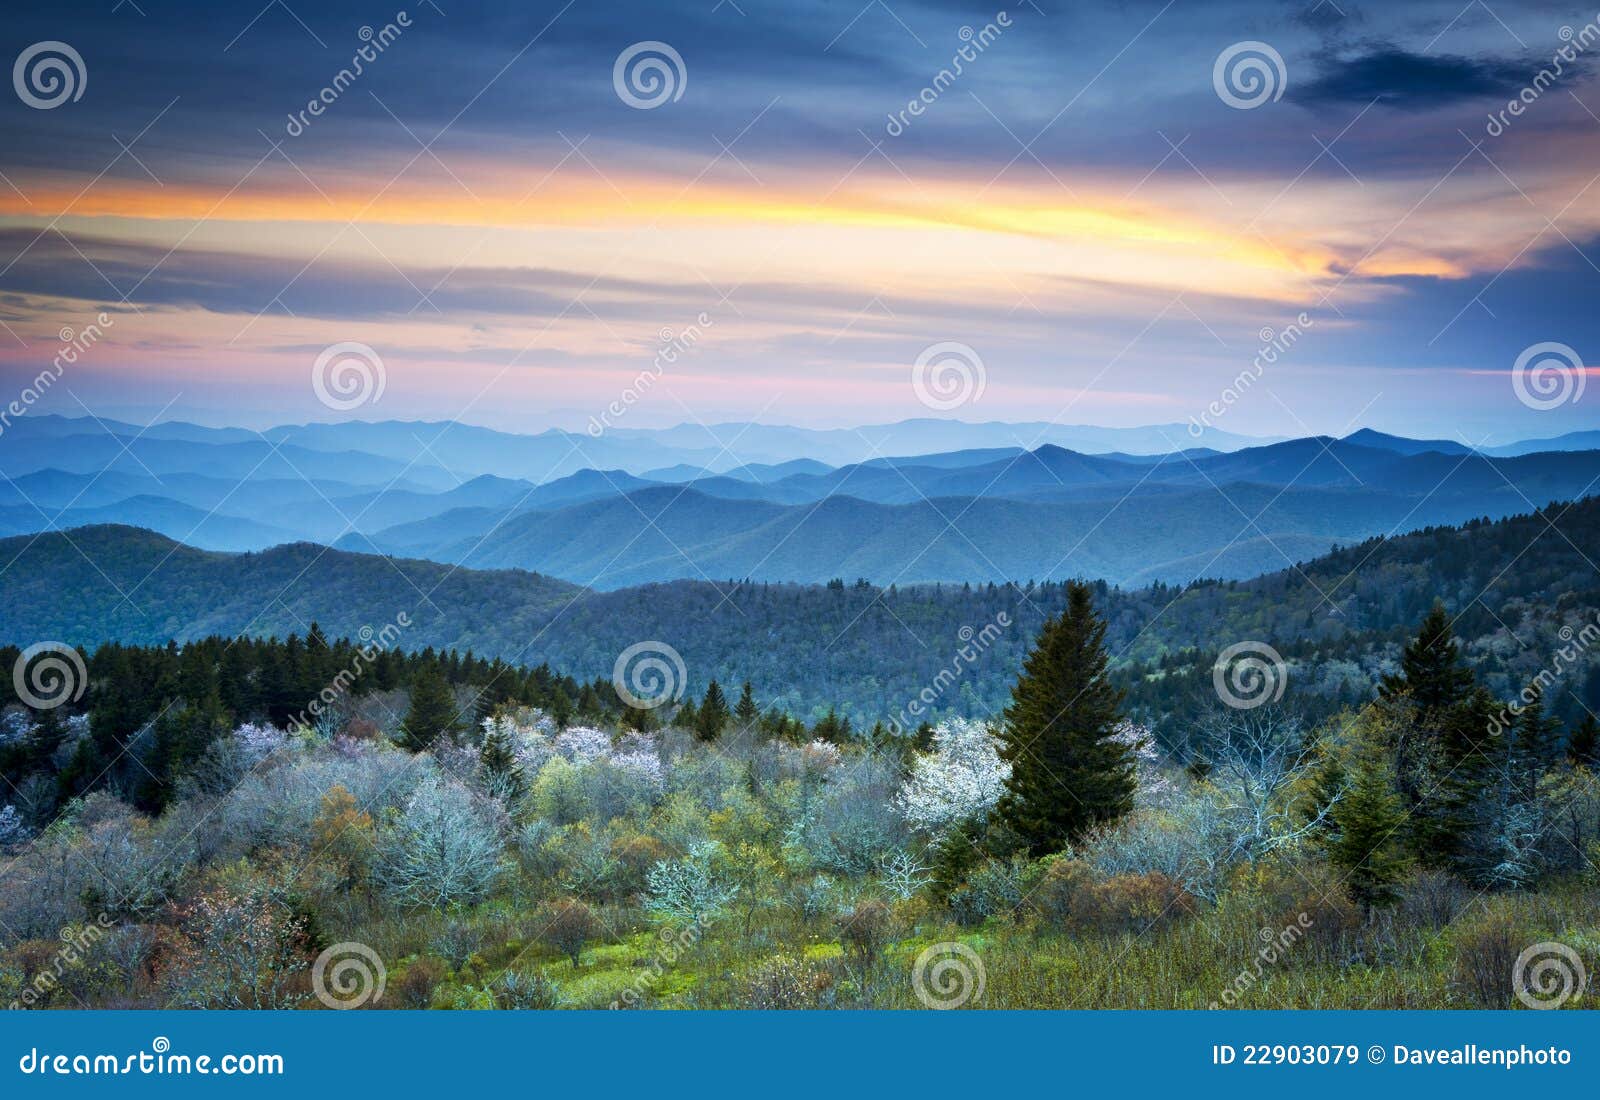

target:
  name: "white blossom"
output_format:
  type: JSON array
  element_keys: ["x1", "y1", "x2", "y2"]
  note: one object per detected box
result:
[{"x1": 896, "y1": 718, "x2": 1010, "y2": 835}]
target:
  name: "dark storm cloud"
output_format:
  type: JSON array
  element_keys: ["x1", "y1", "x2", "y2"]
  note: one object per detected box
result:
[{"x1": 1291, "y1": 46, "x2": 1542, "y2": 110}]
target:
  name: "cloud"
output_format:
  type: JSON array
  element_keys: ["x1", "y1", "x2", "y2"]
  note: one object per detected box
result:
[{"x1": 1292, "y1": 46, "x2": 1537, "y2": 109}]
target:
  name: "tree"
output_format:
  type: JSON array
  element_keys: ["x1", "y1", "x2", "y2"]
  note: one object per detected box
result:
[
  {"x1": 378, "y1": 776, "x2": 504, "y2": 908},
  {"x1": 1325, "y1": 735, "x2": 1409, "y2": 909},
  {"x1": 734, "y1": 681, "x2": 760, "y2": 732},
  {"x1": 1510, "y1": 682, "x2": 1562, "y2": 794},
  {"x1": 995, "y1": 583, "x2": 1134, "y2": 854},
  {"x1": 479, "y1": 720, "x2": 524, "y2": 804},
  {"x1": 896, "y1": 719, "x2": 1010, "y2": 837},
  {"x1": 645, "y1": 841, "x2": 738, "y2": 924},
  {"x1": 400, "y1": 666, "x2": 458, "y2": 751},
  {"x1": 695, "y1": 680, "x2": 730, "y2": 742},
  {"x1": 536, "y1": 898, "x2": 602, "y2": 967},
  {"x1": 1193, "y1": 705, "x2": 1336, "y2": 862},
  {"x1": 1379, "y1": 602, "x2": 1474, "y2": 713}
]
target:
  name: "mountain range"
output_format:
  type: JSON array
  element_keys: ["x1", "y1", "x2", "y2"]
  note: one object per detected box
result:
[
  {"x1": 3, "y1": 415, "x2": 1600, "y2": 586},
  {"x1": 4, "y1": 495, "x2": 1597, "y2": 727}
]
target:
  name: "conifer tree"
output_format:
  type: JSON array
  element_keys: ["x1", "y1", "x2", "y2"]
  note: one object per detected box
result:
[
  {"x1": 479, "y1": 720, "x2": 523, "y2": 803},
  {"x1": 734, "y1": 681, "x2": 760, "y2": 731},
  {"x1": 695, "y1": 680, "x2": 730, "y2": 741},
  {"x1": 995, "y1": 582, "x2": 1134, "y2": 854},
  {"x1": 401, "y1": 666, "x2": 458, "y2": 751},
  {"x1": 1326, "y1": 735, "x2": 1410, "y2": 909},
  {"x1": 1379, "y1": 601, "x2": 1474, "y2": 713},
  {"x1": 1510, "y1": 682, "x2": 1562, "y2": 795}
]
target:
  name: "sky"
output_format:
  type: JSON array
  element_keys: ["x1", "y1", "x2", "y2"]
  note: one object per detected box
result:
[{"x1": 1, "y1": 0, "x2": 1599, "y2": 443}]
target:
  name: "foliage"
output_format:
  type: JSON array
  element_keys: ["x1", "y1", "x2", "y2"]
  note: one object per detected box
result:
[{"x1": 997, "y1": 582, "x2": 1135, "y2": 854}]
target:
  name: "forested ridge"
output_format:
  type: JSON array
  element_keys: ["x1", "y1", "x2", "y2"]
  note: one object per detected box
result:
[{"x1": 3, "y1": 497, "x2": 1599, "y2": 734}]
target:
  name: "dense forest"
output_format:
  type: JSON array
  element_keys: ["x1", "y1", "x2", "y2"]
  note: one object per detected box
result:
[
  {"x1": 1, "y1": 567, "x2": 1597, "y2": 1008},
  {"x1": 3, "y1": 497, "x2": 1600, "y2": 739}
]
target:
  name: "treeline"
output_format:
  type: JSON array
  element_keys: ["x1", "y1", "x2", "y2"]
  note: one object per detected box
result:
[
  {"x1": 0, "y1": 631, "x2": 870, "y2": 823},
  {"x1": 2, "y1": 496, "x2": 1600, "y2": 738},
  {"x1": 0, "y1": 630, "x2": 595, "y2": 816}
]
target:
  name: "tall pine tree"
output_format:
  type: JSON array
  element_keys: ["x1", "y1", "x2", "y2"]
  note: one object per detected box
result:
[
  {"x1": 401, "y1": 666, "x2": 458, "y2": 751},
  {"x1": 695, "y1": 680, "x2": 730, "y2": 742},
  {"x1": 734, "y1": 681, "x2": 760, "y2": 732},
  {"x1": 1325, "y1": 733, "x2": 1410, "y2": 909},
  {"x1": 1378, "y1": 601, "x2": 1474, "y2": 713},
  {"x1": 996, "y1": 583, "x2": 1134, "y2": 855}
]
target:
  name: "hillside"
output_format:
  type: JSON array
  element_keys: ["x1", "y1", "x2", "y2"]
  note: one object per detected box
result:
[{"x1": 4, "y1": 497, "x2": 1598, "y2": 729}]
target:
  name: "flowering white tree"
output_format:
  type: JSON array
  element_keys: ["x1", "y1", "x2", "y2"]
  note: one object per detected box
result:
[
  {"x1": 1112, "y1": 721, "x2": 1174, "y2": 804},
  {"x1": 555, "y1": 725, "x2": 612, "y2": 764},
  {"x1": 232, "y1": 723, "x2": 290, "y2": 768},
  {"x1": 896, "y1": 719, "x2": 1010, "y2": 836}
]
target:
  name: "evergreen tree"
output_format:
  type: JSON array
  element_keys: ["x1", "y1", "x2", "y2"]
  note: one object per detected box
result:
[
  {"x1": 695, "y1": 680, "x2": 730, "y2": 741},
  {"x1": 1379, "y1": 601, "x2": 1474, "y2": 713},
  {"x1": 548, "y1": 686, "x2": 573, "y2": 729},
  {"x1": 401, "y1": 666, "x2": 458, "y2": 751},
  {"x1": 995, "y1": 583, "x2": 1134, "y2": 855},
  {"x1": 675, "y1": 699, "x2": 699, "y2": 733},
  {"x1": 734, "y1": 681, "x2": 760, "y2": 731},
  {"x1": 811, "y1": 708, "x2": 851, "y2": 743},
  {"x1": 1510, "y1": 682, "x2": 1562, "y2": 795},
  {"x1": 479, "y1": 721, "x2": 524, "y2": 803},
  {"x1": 1325, "y1": 735, "x2": 1410, "y2": 909}
]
